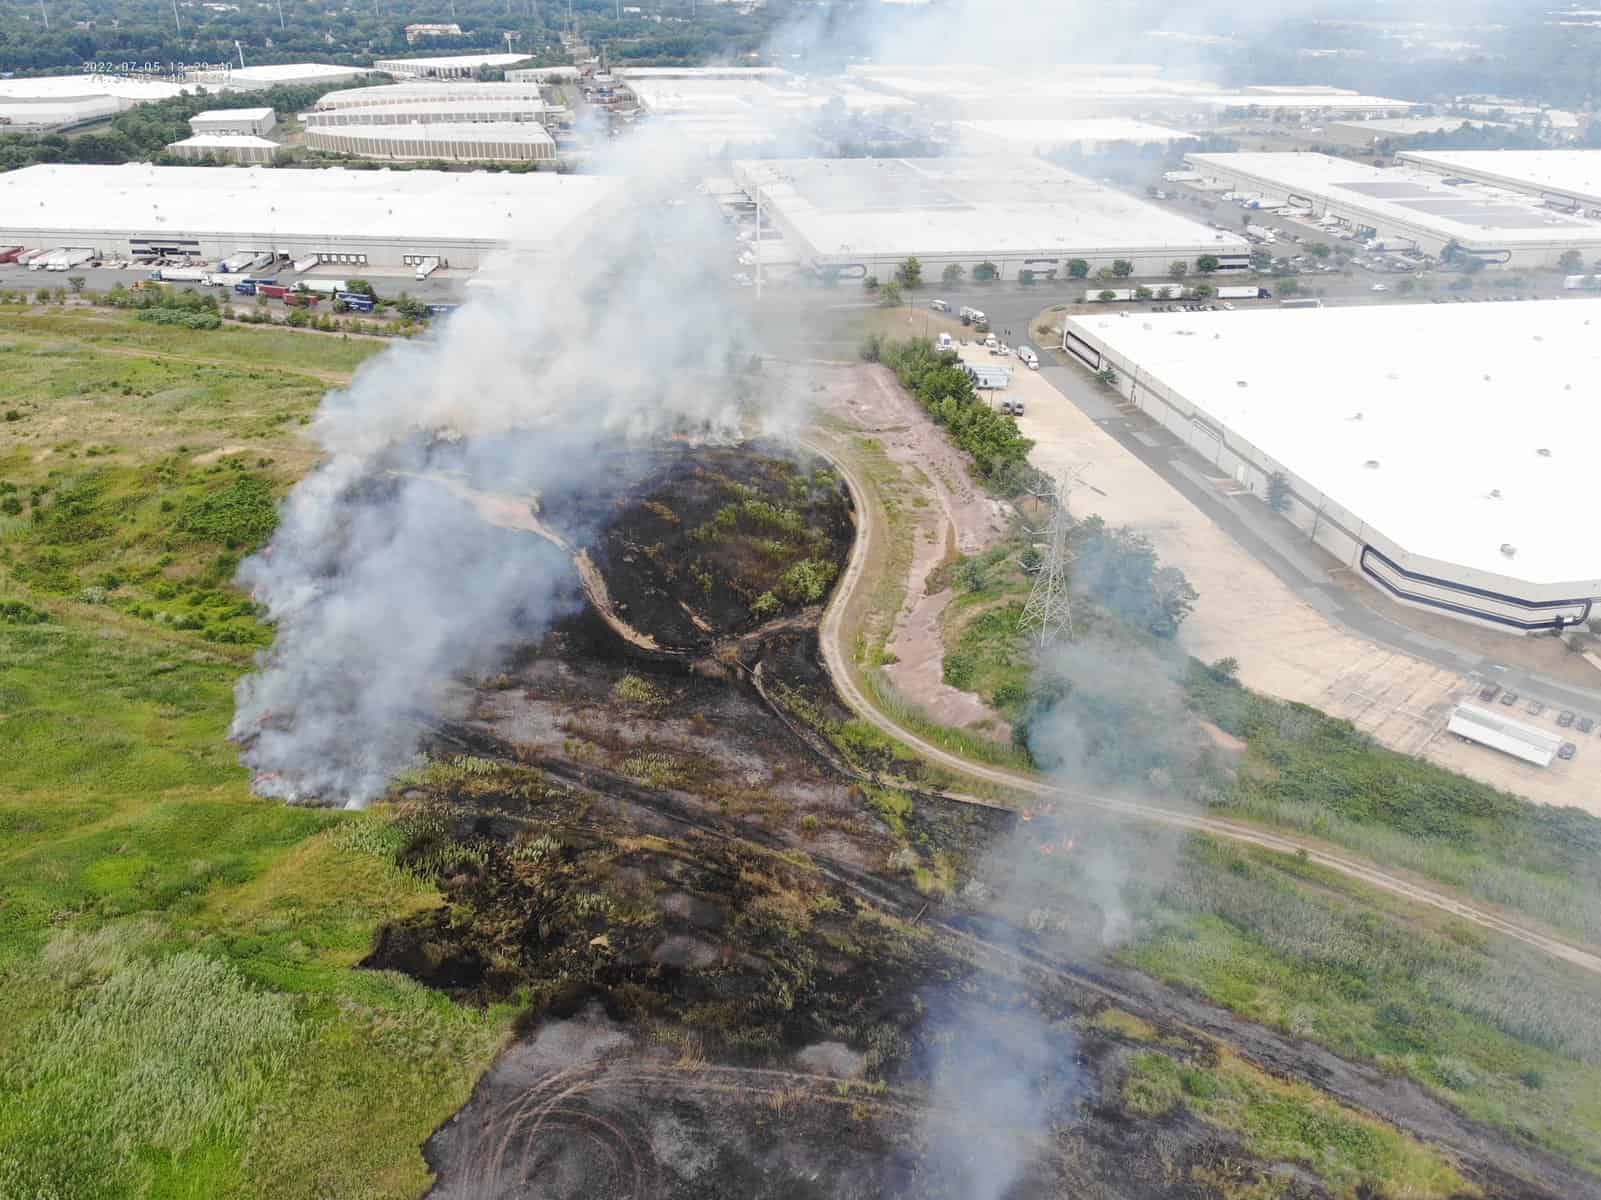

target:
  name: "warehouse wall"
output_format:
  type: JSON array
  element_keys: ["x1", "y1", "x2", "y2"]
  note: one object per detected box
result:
[{"x1": 1060, "y1": 317, "x2": 1599, "y2": 631}]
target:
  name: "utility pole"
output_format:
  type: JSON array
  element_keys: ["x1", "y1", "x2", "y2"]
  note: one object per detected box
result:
[
  {"x1": 755, "y1": 184, "x2": 763, "y2": 302},
  {"x1": 235, "y1": 39, "x2": 246, "y2": 66},
  {"x1": 38, "y1": 0, "x2": 48, "y2": 30},
  {"x1": 1020, "y1": 470, "x2": 1084, "y2": 649},
  {"x1": 171, "y1": 0, "x2": 182, "y2": 34},
  {"x1": 275, "y1": 0, "x2": 285, "y2": 30}
]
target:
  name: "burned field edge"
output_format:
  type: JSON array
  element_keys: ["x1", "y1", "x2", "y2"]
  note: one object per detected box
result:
[{"x1": 0, "y1": 311, "x2": 1592, "y2": 1198}]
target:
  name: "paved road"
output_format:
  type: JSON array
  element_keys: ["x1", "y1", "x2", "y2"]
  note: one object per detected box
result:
[{"x1": 800, "y1": 424, "x2": 1601, "y2": 977}]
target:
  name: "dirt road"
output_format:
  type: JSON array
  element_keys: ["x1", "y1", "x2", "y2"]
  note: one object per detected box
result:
[{"x1": 801, "y1": 426, "x2": 1601, "y2": 979}]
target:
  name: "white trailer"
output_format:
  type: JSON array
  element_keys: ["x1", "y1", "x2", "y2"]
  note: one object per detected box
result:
[
  {"x1": 1215, "y1": 286, "x2": 1269, "y2": 300},
  {"x1": 291, "y1": 255, "x2": 319, "y2": 275},
  {"x1": 45, "y1": 248, "x2": 94, "y2": 272},
  {"x1": 219, "y1": 252, "x2": 257, "y2": 273},
  {"x1": 414, "y1": 256, "x2": 440, "y2": 281},
  {"x1": 1447, "y1": 704, "x2": 1562, "y2": 768},
  {"x1": 964, "y1": 363, "x2": 1012, "y2": 390},
  {"x1": 1563, "y1": 274, "x2": 1601, "y2": 291},
  {"x1": 28, "y1": 249, "x2": 64, "y2": 270},
  {"x1": 296, "y1": 278, "x2": 348, "y2": 295},
  {"x1": 155, "y1": 267, "x2": 208, "y2": 282}
]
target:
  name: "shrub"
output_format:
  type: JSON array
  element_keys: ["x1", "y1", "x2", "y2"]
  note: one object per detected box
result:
[{"x1": 778, "y1": 559, "x2": 838, "y2": 604}]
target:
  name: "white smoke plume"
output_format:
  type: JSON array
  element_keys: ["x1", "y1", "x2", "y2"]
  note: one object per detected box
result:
[{"x1": 232, "y1": 137, "x2": 789, "y2": 807}]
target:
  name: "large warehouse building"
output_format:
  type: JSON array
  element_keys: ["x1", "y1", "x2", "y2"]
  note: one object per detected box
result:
[
  {"x1": 0, "y1": 164, "x2": 619, "y2": 269},
  {"x1": 1396, "y1": 149, "x2": 1601, "y2": 217},
  {"x1": 311, "y1": 81, "x2": 551, "y2": 115},
  {"x1": 955, "y1": 118, "x2": 1197, "y2": 155},
  {"x1": 305, "y1": 121, "x2": 555, "y2": 162},
  {"x1": 1060, "y1": 301, "x2": 1601, "y2": 631},
  {"x1": 185, "y1": 63, "x2": 374, "y2": 91},
  {"x1": 1185, "y1": 151, "x2": 1601, "y2": 266},
  {"x1": 165, "y1": 134, "x2": 280, "y2": 164},
  {"x1": 372, "y1": 53, "x2": 529, "y2": 80},
  {"x1": 0, "y1": 73, "x2": 182, "y2": 131},
  {"x1": 730, "y1": 156, "x2": 1249, "y2": 280},
  {"x1": 303, "y1": 97, "x2": 549, "y2": 128},
  {"x1": 189, "y1": 107, "x2": 277, "y2": 137}
]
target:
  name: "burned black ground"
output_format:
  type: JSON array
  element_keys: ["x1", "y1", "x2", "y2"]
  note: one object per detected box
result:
[{"x1": 355, "y1": 444, "x2": 1584, "y2": 1200}]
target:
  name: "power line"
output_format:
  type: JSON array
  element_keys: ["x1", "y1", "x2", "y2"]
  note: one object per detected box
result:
[{"x1": 1019, "y1": 469, "x2": 1084, "y2": 649}]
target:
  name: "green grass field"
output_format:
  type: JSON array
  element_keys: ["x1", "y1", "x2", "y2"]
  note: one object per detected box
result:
[{"x1": 0, "y1": 310, "x2": 516, "y2": 1199}]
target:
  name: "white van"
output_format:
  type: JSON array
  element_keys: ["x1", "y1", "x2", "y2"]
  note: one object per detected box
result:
[
  {"x1": 937, "y1": 332, "x2": 954, "y2": 351},
  {"x1": 1018, "y1": 346, "x2": 1039, "y2": 370}
]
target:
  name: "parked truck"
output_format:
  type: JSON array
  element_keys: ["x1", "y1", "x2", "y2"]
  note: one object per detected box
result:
[
  {"x1": 1563, "y1": 274, "x2": 1601, "y2": 291},
  {"x1": 0, "y1": 247, "x2": 22, "y2": 264},
  {"x1": 335, "y1": 291, "x2": 375, "y2": 312},
  {"x1": 283, "y1": 292, "x2": 321, "y2": 308},
  {"x1": 290, "y1": 255, "x2": 319, "y2": 275},
  {"x1": 296, "y1": 278, "x2": 347, "y2": 296},
  {"x1": 46, "y1": 248, "x2": 94, "y2": 272},
  {"x1": 257, "y1": 284, "x2": 291, "y2": 300},
  {"x1": 413, "y1": 257, "x2": 440, "y2": 281},
  {"x1": 29, "y1": 249, "x2": 64, "y2": 270},
  {"x1": 150, "y1": 266, "x2": 209, "y2": 282},
  {"x1": 958, "y1": 305, "x2": 987, "y2": 326},
  {"x1": 1215, "y1": 286, "x2": 1273, "y2": 300}
]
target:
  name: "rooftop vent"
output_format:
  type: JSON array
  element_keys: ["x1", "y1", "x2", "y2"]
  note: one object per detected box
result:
[
  {"x1": 1349, "y1": 411, "x2": 1363, "y2": 421},
  {"x1": 1236, "y1": 380, "x2": 1248, "y2": 387},
  {"x1": 1501, "y1": 544, "x2": 1517, "y2": 558},
  {"x1": 1537, "y1": 448, "x2": 1552, "y2": 457},
  {"x1": 1364, "y1": 460, "x2": 1381, "y2": 469},
  {"x1": 1488, "y1": 488, "x2": 1502, "y2": 499}
]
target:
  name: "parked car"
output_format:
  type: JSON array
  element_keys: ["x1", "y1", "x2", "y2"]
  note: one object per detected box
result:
[
  {"x1": 1578, "y1": 717, "x2": 1595, "y2": 735},
  {"x1": 929, "y1": 298, "x2": 951, "y2": 312},
  {"x1": 1527, "y1": 699, "x2": 1546, "y2": 716},
  {"x1": 1479, "y1": 684, "x2": 1501, "y2": 703},
  {"x1": 1559, "y1": 742, "x2": 1578, "y2": 761},
  {"x1": 1499, "y1": 691, "x2": 1519, "y2": 706},
  {"x1": 1559, "y1": 710, "x2": 1576, "y2": 728}
]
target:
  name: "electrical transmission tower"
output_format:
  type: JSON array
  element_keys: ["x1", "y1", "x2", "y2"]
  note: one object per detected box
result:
[{"x1": 1019, "y1": 469, "x2": 1083, "y2": 649}]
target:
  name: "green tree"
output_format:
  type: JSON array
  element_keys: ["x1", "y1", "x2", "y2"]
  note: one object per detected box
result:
[
  {"x1": 974, "y1": 261, "x2": 999, "y2": 282},
  {"x1": 1097, "y1": 289, "x2": 1117, "y2": 302},
  {"x1": 1095, "y1": 367, "x2": 1119, "y2": 387},
  {"x1": 881, "y1": 280, "x2": 904, "y2": 308},
  {"x1": 942, "y1": 263, "x2": 966, "y2": 286},
  {"x1": 1559, "y1": 249, "x2": 1585, "y2": 273},
  {"x1": 1192, "y1": 283, "x2": 1216, "y2": 299},
  {"x1": 1250, "y1": 249, "x2": 1273, "y2": 272},
  {"x1": 895, "y1": 256, "x2": 923, "y2": 288},
  {"x1": 863, "y1": 274, "x2": 880, "y2": 293},
  {"x1": 343, "y1": 278, "x2": 377, "y2": 298},
  {"x1": 1095, "y1": 266, "x2": 1116, "y2": 282},
  {"x1": 66, "y1": 275, "x2": 86, "y2": 295},
  {"x1": 1067, "y1": 258, "x2": 1090, "y2": 279},
  {"x1": 393, "y1": 293, "x2": 429, "y2": 321},
  {"x1": 1167, "y1": 260, "x2": 1188, "y2": 280},
  {"x1": 1196, "y1": 255, "x2": 1220, "y2": 274},
  {"x1": 1278, "y1": 279, "x2": 1300, "y2": 296},
  {"x1": 1308, "y1": 242, "x2": 1332, "y2": 258},
  {"x1": 1111, "y1": 258, "x2": 1134, "y2": 278},
  {"x1": 1134, "y1": 286, "x2": 1153, "y2": 300},
  {"x1": 1155, "y1": 286, "x2": 1173, "y2": 300}
]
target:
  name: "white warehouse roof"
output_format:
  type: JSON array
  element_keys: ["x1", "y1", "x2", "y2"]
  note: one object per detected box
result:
[
  {"x1": 374, "y1": 53, "x2": 529, "y2": 73},
  {"x1": 1186, "y1": 152, "x2": 1601, "y2": 250},
  {"x1": 191, "y1": 106, "x2": 274, "y2": 123},
  {"x1": 0, "y1": 74, "x2": 184, "y2": 103},
  {"x1": 0, "y1": 162, "x2": 617, "y2": 250},
  {"x1": 1064, "y1": 301, "x2": 1601, "y2": 588},
  {"x1": 1397, "y1": 150, "x2": 1601, "y2": 208},
  {"x1": 957, "y1": 118, "x2": 1198, "y2": 150},
  {"x1": 314, "y1": 82, "x2": 550, "y2": 109},
  {"x1": 187, "y1": 63, "x2": 372, "y2": 89},
  {"x1": 732, "y1": 156, "x2": 1250, "y2": 263}
]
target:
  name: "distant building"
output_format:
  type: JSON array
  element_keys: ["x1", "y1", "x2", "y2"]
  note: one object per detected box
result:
[
  {"x1": 189, "y1": 107, "x2": 276, "y2": 137},
  {"x1": 0, "y1": 162, "x2": 623, "y2": 270},
  {"x1": 405, "y1": 22, "x2": 464, "y2": 43},
  {"x1": 305, "y1": 121, "x2": 556, "y2": 163},
  {"x1": 1061, "y1": 301, "x2": 1601, "y2": 631},
  {"x1": 165, "y1": 134, "x2": 280, "y2": 164},
  {"x1": 186, "y1": 63, "x2": 374, "y2": 91},
  {"x1": 373, "y1": 53, "x2": 529, "y2": 80}
]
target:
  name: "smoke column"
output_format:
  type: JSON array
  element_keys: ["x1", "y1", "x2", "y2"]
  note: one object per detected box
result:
[{"x1": 232, "y1": 141, "x2": 778, "y2": 806}]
